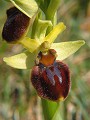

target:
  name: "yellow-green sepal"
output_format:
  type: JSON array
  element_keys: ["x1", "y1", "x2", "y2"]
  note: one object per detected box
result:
[
  {"x1": 3, "y1": 51, "x2": 36, "y2": 69},
  {"x1": 51, "y1": 40, "x2": 85, "y2": 60},
  {"x1": 43, "y1": 22, "x2": 66, "y2": 44},
  {"x1": 10, "y1": 0, "x2": 38, "y2": 18},
  {"x1": 19, "y1": 37, "x2": 40, "y2": 53}
]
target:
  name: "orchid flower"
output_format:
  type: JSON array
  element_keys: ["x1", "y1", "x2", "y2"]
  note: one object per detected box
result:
[
  {"x1": 2, "y1": 0, "x2": 85, "y2": 102},
  {"x1": 3, "y1": 21, "x2": 85, "y2": 101},
  {"x1": 1, "y1": 0, "x2": 86, "y2": 120}
]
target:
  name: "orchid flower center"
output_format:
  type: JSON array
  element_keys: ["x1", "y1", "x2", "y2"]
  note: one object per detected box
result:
[{"x1": 40, "y1": 41, "x2": 51, "y2": 53}]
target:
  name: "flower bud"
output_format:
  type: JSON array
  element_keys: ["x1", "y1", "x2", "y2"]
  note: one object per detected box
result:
[
  {"x1": 31, "y1": 49, "x2": 70, "y2": 101},
  {"x1": 2, "y1": 7, "x2": 30, "y2": 43}
]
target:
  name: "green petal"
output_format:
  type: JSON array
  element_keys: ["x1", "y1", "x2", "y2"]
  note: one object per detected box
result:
[
  {"x1": 34, "y1": 19, "x2": 52, "y2": 42},
  {"x1": 51, "y1": 40, "x2": 85, "y2": 60},
  {"x1": 19, "y1": 37, "x2": 40, "y2": 53},
  {"x1": 43, "y1": 22, "x2": 66, "y2": 44},
  {"x1": 10, "y1": 0, "x2": 38, "y2": 18},
  {"x1": 3, "y1": 51, "x2": 36, "y2": 69}
]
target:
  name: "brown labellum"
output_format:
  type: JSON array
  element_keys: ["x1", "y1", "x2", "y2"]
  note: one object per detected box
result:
[
  {"x1": 2, "y1": 7, "x2": 30, "y2": 43},
  {"x1": 31, "y1": 50, "x2": 70, "y2": 101}
]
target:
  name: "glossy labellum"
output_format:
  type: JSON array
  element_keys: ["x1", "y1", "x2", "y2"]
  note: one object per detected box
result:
[
  {"x1": 2, "y1": 7, "x2": 30, "y2": 43},
  {"x1": 31, "y1": 49, "x2": 70, "y2": 101}
]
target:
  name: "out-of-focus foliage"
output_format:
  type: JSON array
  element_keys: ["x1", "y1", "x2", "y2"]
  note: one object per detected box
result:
[
  {"x1": 0, "y1": 0, "x2": 90, "y2": 120},
  {"x1": 57, "y1": 0, "x2": 90, "y2": 120}
]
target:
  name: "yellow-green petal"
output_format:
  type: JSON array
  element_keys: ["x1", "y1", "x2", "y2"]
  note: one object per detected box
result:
[
  {"x1": 19, "y1": 37, "x2": 40, "y2": 53},
  {"x1": 3, "y1": 51, "x2": 36, "y2": 69},
  {"x1": 10, "y1": 0, "x2": 38, "y2": 18},
  {"x1": 43, "y1": 22, "x2": 66, "y2": 44},
  {"x1": 34, "y1": 19, "x2": 52, "y2": 42},
  {"x1": 51, "y1": 40, "x2": 85, "y2": 60}
]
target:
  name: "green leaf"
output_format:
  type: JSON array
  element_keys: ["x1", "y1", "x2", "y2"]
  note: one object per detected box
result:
[
  {"x1": 19, "y1": 37, "x2": 40, "y2": 53},
  {"x1": 51, "y1": 40, "x2": 85, "y2": 60},
  {"x1": 42, "y1": 99, "x2": 62, "y2": 120},
  {"x1": 71, "y1": 91, "x2": 90, "y2": 120},
  {"x1": 43, "y1": 22, "x2": 66, "y2": 44},
  {"x1": 10, "y1": 0, "x2": 38, "y2": 18},
  {"x1": 3, "y1": 51, "x2": 36, "y2": 69}
]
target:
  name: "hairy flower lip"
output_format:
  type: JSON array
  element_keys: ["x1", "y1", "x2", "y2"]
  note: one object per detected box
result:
[
  {"x1": 31, "y1": 60, "x2": 70, "y2": 101},
  {"x1": 2, "y1": 7, "x2": 30, "y2": 43}
]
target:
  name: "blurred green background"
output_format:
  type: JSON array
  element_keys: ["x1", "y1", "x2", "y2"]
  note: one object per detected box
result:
[{"x1": 0, "y1": 0, "x2": 90, "y2": 120}]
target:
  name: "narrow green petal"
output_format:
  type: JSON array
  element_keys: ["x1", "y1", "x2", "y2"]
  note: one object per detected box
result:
[
  {"x1": 51, "y1": 40, "x2": 85, "y2": 60},
  {"x1": 43, "y1": 22, "x2": 66, "y2": 44},
  {"x1": 10, "y1": 0, "x2": 38, "y2": 18},
  {"x1": 19, "y1": 37, "x2": 40, "y2": 53},
  {"x1": 3, "y1": 51, "x2": 36, "y2": 69},
  {"x1": 34, "y1": 19, "x2": 52, "y2": 42}
]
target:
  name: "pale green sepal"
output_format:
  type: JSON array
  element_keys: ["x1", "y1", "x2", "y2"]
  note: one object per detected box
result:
[
  {"x1": 3, "y1": 51, "x2": 36, "y2": 69},
  {"x1": 10, "y1": 0, "x2": 38, "y2": 18},
  {"x1": 51, "y1": 40, "x2": 85, "y2": 60},
  {"x1": 43, "y1": 22, "x2": 66, "y2": 44},
  {"x1": 34, "y1": 19, "x2": 52, "y2": 42},
  {"x1": 19, "y1": 37, "x2": 40, "y2": 53}
]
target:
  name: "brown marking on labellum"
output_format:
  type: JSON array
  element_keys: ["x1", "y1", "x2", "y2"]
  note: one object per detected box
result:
[
  {"x1": 2, "y1": 7, "x2": 30, "y2": 43},
  {"x1": 37, "y1": 49, "x2": 57, "y2": 67},
  {"x1": 31, "y1": 61, "x2": 70, "y2": 101}
]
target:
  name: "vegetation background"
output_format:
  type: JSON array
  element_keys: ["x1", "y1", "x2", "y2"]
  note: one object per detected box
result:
[{"x1": 0, "y1": 0, "x2": 90, "y2": 120}]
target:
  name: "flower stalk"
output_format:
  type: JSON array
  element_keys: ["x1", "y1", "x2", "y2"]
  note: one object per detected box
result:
[
  {"x1": 42, "y1": 100, "x2": 62, "y2": 120},
  {"x1": 41, "y1": 1, "x2": 63, "y2": 120}
]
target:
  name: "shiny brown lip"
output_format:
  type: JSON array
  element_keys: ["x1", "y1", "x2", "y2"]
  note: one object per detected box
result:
[
  {"x1": 2, "y1": 7, "x2": 30, "y2": 43},
  {"x1": 31, "y1": 58, "x2": 70, "y2": 101}
]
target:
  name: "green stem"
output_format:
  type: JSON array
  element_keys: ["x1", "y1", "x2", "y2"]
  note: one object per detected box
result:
[
  {"x1": 42, "y1": 99, "x2": 62, "y2": 120},
  {"x1": 41, "y1": 0, "x2": 62, "y2": 120},
  {"x1": 46, "y1": 0, "x2": 61, "y2": 20},
  {"x1": 46, "y1": 13, "x2": 57, "y2": 34},
  {"x1": 45, "y1": 0, "x2": 61, "y2": 34}
]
